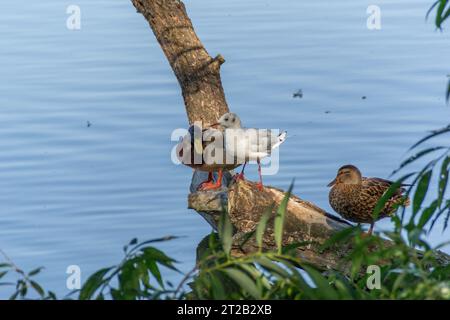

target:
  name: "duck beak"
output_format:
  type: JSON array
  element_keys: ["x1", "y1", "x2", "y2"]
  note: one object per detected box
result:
[
  {"x1": 208, "y1": 122, "x2": 220, "y2": 128},
  {"x1": 327, "y1": 178, "x2": 337, "y2": 187}
]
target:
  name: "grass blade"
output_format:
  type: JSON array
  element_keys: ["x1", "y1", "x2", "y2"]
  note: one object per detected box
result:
[
  {"x1": 274, "y1": 181, "x2": 294, "y2": 253},
  {"x1": 256, "y1": 204, "x2": 274, "y2": 250}
]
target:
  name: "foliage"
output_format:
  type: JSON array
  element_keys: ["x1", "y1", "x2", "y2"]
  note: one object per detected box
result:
[
  {"x1": 392, "y1": 126, "x2": 450, "y2": 236},
  {"x1": 427, "y1": 0, "x2": 450, "y2": 101},
  {"x1": 428, "y1": 0, "x2": 450, "y2": 29},
  {"x1": 72, "y1": 184, "x2": 449, "y2": 300},
  {"x1": 0, "y1": 250, "x2": 56, "y2": 300},
  {"x1": 77, "y1": 236, "x2": 180, "y2": 300}
]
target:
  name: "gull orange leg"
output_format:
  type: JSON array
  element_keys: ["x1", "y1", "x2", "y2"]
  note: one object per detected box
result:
[
  {"x1": 198, "y1": 172, "x2": 214, "y2": 190},
  {"x1": 234, "y1": 162, "x2": 247, "y2": 181},
  {"x1": 198, "y1": 169, "x2": 223, "y2": 191},
  {"x1": 256, "y1": 159, "x2": 263, "y2": 191}
]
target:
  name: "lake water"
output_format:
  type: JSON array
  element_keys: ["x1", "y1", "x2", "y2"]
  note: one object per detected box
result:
[{"x1": 0, "y1": 0, "x2": 449, "y2": 297}]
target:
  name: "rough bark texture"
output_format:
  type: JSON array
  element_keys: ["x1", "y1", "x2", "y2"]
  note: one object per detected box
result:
[
  {"x1": 189, "y1": 180, "x2": 354, "y2": 272},
  {"x1": 131, "y1": 0, "x2": 229, "y2": 125}
]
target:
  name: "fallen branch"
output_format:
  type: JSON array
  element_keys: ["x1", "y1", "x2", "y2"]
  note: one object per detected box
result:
[{"x1": 189, "y1": 179, "x2": 356, "y2": 273}]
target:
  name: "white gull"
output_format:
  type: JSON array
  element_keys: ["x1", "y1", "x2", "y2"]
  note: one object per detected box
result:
[{"x1": 210, "y1": 112, "x2": 287, "y2": 189}]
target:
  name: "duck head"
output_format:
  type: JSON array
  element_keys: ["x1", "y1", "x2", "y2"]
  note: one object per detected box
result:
[{"x1": 327, "y1": 164, "x2": 362, "y2": 187}]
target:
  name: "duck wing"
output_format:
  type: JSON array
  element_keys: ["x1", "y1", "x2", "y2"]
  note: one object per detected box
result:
[
  {"x1": 361, "y1": 177, "x2": 410, "y2": 216},
  {"x1": 363, "y1": 177, "x2": 408, "y2": 195}
]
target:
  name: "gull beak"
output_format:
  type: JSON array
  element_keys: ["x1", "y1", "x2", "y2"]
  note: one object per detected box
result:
[{"x1": 327, "y1": 178, "x2": 337, "y2": 187}]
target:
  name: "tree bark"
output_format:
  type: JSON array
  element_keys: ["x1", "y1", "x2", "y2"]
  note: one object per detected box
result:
[{"x1": 131, "y1": 0, "x2": 229, "y2": 126}]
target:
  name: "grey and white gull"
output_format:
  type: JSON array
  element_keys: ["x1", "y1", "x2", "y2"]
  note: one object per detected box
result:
[{"x1": 210, "y1": 112, "x2": 287, "y2": 190}]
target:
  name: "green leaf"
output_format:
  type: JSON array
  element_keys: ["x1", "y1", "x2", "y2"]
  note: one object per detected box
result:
[
  {"x1": 436, "y1": 0, "x2": 448, "y2": 28},
  {"x1": 255, "y1": 256, "x2": 290, "y2": 279},
  {"x1": 438, "y1": 156, "x2": 450, "y2": 207},
  {"x1": 118, "y1": 260, "x2": 141, "y2": 297},
  {"x1": 373, "y1": 173, "x2": 415, "y2": 220},
  {"x1": 444, "y1": 207, "x2": 450, "y2": 231},
  {"x1": 30, "y1": 280, "x2": 45, "y2": 297},
  {"x1": 79, "y1": 267, "x2": 112, "y2": 300},
  {"x1": 393, "y1": 147, "x2": 445, "y2": 174},
  {"x1": 274, "y1": 181, "x2": 294, "y2": 253},
  {"x1": 434, "y1": 239, "x2": 450, "y2": 250},
  {"x1": 128, "y1": 236, "x2": 178, "y2": 253},
  {"x1": 409, "y1": 125, "x2": 450, "y2": 150},
  {"x1": 209, "y1": 272, "x2": 226, "y2": 299},
  {"x1": 446, "y1": 77, "x2": 450, "y2": 104},
  {"x1": 141, "y1": 247, "x2": 178, "y2": 272},
  {"x1": 413, "y1": 170, "x2": 432, "y2": 215},
  {"x1": 222, "y1": 268, "x2": 261, "y2": 299},
  {"x1": 426, "y1": 0, "x2": 441, "y2": 21},
  {"x1": 9, "y1": 290, "x2": 19, "y2": 300},
  {"x1": 239, "y1": 264, "x2": 272, "y2": 291},
  {"x1": 255, "y1": 204, "x2": 274, "y2": 249},
  {"x1": 145, "y1": 259, "x2": 164, "y2": 288},
  {"x1": 302, "y1": 265, "x2": 338, "y2": 300},
  {"x1": 218, "y1": 212, "x2": 233, "y2": 255},
  {"x1": 28, "y1": 267, "x2": 44, "y2": 277},
  {"x1": 418, "y1": 200, "x2": 438, "y2": 229},
  {"x1": 429, "y1": 201, "x2": 450, "y2": 232},
  {"x1": 46, "y1": 291, "x2": 57, "y2": 300}
]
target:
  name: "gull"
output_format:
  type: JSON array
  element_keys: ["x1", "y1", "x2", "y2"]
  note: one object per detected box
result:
[{"x1": 210, "y1": 112, "x2": 287, "y2": 190}]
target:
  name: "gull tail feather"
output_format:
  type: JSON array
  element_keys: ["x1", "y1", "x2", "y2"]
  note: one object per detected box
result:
[{"x1": 272, "y1": 131, "x2": 287, "y2": 150}]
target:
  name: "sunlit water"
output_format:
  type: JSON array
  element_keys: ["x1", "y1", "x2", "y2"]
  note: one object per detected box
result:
[{"x1": 0, "y1": 0, "x2": 449, "y2": 297}]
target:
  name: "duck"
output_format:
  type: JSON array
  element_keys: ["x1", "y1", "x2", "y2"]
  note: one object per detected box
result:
[
  {"x1": 176, "y1": 121, "x2": 241, "y2": 190},
  {"x1": 327, "y1": 164, "x2": 410, "y2": 235}
]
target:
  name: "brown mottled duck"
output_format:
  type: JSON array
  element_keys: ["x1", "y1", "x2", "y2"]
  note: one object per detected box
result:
[
  {"x1": 328, "y1": 164, "x2": 410, "y2": 235},
  {"x1": 176, "y1": 122, "x2": 241, "y2": 191}
]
